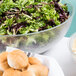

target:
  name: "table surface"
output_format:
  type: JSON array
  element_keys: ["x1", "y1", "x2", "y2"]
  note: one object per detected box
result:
[{"x1": 44, "y1": 37, "x2": 76, "y2": 76}]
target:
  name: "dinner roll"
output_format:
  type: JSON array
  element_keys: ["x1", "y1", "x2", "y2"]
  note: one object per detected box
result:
[
  {"x1": 22, "y1": 63, "x2": 31, "y2": 71},
  {"x1": 28, "y1": 57, "x2": 42, "y2": 65},
  {"x1": 0, "y1": 70, "x2": 3, "y2": 76},
  {"x1": 28, "y1": 65, "x2": 48, "y2": 76},
  {"x1": 3, "y1": 68, "x2": 21, "y2": 76},
  {"x1": 7, "y1": 50, "x2": 28, "y2": 69},
  {"x1": 21, "y1": 70, "x2": 35, "y2": 76},
  {"x1": 0, "y1": 52, "x2": 10, "y2": 71}
]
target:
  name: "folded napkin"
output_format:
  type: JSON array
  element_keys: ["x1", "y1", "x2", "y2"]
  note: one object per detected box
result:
[{"x1": 6, "y1": 47, "x2": 64, "y2": 76}]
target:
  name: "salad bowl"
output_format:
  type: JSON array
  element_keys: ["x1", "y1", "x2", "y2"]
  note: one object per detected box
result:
[{"x1": 0, "y1": 0, "x2": 74, "y2": 53}]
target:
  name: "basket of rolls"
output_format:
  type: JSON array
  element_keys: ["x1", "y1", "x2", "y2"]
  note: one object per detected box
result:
[{"x1": 0, "y1": 47, "x2": 64, "y2": 76}]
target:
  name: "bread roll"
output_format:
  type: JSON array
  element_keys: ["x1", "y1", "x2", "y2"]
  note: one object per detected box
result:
[
  {"x1": 28, "y1": 57, "x2": 42, "y2": 65},
  {"x1": 3, "y1": 68, "x2": 21, "y2": 76},
  {"x1": 7, "y1": 50, "x2": 28, "y2": 69},
  {"x1": 0, "y1": 70, "x2": 3, "y2": 76},
  {"x1": 21, "y1": 70, "x2": 35, "y2": 76},
  {"x1": 28, "y1": 65, "x2": 48, "y2": 76},
  {"x1": 0, "y1": 52, "x2": 10, "y2": 71},
  {"x1": 22, "y1": 63, "x2": 31, "y2": 71}
]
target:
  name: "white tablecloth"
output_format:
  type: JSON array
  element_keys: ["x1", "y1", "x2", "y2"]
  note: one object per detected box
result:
[{"x1": 44, "y1": 37, "x2": 76, "y2": 76}]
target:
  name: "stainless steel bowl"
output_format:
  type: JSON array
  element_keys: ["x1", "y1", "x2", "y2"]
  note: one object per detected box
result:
[{"x1": 0, "y1": 0, "x2": 74, "y2": 53}]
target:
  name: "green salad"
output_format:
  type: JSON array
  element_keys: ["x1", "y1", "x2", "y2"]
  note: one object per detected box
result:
[{"x1": 0, "y1": 0, "x2": 69, "y2": 35}]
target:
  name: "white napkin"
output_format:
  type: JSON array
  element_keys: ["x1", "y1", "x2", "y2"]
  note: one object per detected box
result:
[{"x1": 6, "y1": 47, "x2": 64, "y2": 76}]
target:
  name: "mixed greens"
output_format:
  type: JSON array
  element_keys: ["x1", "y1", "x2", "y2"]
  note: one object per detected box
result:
[{"x1": 0, "y1": 0, "x2": 69, "y2": 35}]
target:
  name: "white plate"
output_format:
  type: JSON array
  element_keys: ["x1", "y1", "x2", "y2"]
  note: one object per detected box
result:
[
  {"x1": 6, "y1": 47, "x2": 64, "y2": 76},
  {"x1": 34, "y1": 54, "x2": 64, "y2": 76}
]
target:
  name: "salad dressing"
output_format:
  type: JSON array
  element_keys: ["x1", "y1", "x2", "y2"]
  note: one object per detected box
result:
[
  {"x1": 72, "y1": 38, "x2": 76, "y2": 54},
  {"x1": 71, "y1": 38, "x2": 76, "y2": 62}
]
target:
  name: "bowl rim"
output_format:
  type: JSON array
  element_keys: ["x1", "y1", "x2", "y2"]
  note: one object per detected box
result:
[
  {"x1": 69, "y1": 33, "x2": 76, "y2": 55},
  {"x1": 0, "y1": 0, "x2": 75, "y2": 37}
]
